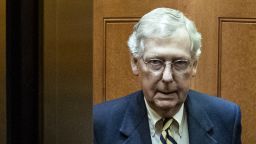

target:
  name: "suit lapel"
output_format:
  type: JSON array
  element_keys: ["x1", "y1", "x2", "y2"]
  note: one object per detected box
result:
[
  {"x1": 186, "y1": 91, "x2": 218, "y2": 144},
  {"x1": 119, "y1": 91, "x2": 152, "y2": 144}
]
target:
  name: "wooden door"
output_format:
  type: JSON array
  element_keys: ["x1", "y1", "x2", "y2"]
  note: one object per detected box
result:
[{"x1": 93, "y1": 0, "x2": 256, "y2": 143}]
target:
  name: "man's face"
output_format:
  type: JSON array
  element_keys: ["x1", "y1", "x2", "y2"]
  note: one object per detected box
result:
[{"x1": 131, "y1": 28, "x2": 197, "y2": 117}]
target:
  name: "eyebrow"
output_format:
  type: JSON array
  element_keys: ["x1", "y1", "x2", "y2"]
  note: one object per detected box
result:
[{"x1": 144, "y1": 55, "x2": 191, "y2": 61}]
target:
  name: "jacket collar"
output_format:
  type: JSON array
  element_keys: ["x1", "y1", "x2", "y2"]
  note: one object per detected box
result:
[
  {"x1": 186, "y1": 90, "x2": 218, "y2": 144},
  {"x1": 119, "y1": 91, "x2": 152, "y2": 144}
]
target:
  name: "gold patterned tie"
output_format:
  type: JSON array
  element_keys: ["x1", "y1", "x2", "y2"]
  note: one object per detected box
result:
[{"x1": 160, "y1": 118, "x2": 177, "y2": 144}]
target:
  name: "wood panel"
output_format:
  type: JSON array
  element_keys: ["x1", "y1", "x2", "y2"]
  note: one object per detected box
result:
[
  {"x1": 0, "y1": 0, "x2": 6, "y2": 143},
  {"x1": 220, "y1": 18, "x2": 256, "y2": 144},
  {"x1": 179, "y1": 0, "x2": 220, "y2": 95},
  {"x1": 104, "y1": 19, "x2": 140, "y2": 101},
  {"x1": 43, "y1": 0, "x2": 92, "y2": 143}
]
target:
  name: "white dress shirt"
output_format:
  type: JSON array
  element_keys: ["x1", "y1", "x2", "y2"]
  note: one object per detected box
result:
[{"x1": 144, "y1": 98, "x2": 189, "y2": 144}]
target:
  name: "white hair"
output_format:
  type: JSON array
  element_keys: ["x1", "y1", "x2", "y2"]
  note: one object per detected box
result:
[{"x1": 127, "y1": 8, "x2": 202, "y2": 59}]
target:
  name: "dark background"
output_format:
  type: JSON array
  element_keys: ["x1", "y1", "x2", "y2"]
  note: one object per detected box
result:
[{"x1": 7, "y1": 0, "x2": 40, "y2": 143}]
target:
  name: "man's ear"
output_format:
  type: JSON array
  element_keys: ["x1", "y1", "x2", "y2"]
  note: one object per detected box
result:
[
  {"x1": 192, "y1": 60, "x2": 198, "y2": 77},
  {"x1": 131, "y1": 57, "x2": 139, "y2": 76}
]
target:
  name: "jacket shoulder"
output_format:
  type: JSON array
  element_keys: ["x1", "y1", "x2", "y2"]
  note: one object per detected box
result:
[
  {"x1": 188, "y1": 90, "x2": 241, "y2": 131},
  {"x1": 188, "y1": 90, "x2": 239, "y2": 109},
  {"x1": 187, "y1": 90, "x2": 242, "y2": 143},
  {"x1": 93, "y1": 91, "x2": 141, "y2": 118},
  {"x1": 93, "y1": 91, "x2": 143, "y2": 144}
]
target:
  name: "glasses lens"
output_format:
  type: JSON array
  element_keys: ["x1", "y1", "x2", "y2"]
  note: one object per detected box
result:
[
  {"x1": 147, "y1": 59, "x2": 164, "y2": 70},
  {"x1": 173, "y1": 60, "x2": 190, "y2": 70},
  {"x1": 143, "y1": 58, "x2": 191, "y2": 72}
]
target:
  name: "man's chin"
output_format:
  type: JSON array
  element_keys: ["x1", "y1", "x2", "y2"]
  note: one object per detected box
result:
[
  {"x1": 152, "y1": 101, "x2": 181, "y2": 117},
  {"x1": 155, "y1": 100, "x2": 179, "y2": 110}
]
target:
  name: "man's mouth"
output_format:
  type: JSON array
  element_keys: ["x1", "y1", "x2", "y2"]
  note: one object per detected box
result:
[
  {"x1": 157, "y1": 90, "x2": 177, "y2": 97},
  {"x1": 160, "y1": 91, "x2": 176, "y2": 94}
]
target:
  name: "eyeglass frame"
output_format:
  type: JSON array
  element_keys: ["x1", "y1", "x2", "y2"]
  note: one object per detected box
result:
[{"x1": 140, "y1": 57, "x2": 194, "y2": 73}]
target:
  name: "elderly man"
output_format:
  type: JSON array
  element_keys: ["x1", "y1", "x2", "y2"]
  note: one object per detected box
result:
[{"x1": 93, "y1": 8, "x2": 241, "y2": 144}]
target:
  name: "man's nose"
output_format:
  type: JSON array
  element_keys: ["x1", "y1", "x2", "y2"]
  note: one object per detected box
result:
[{"x1": 162, "y1": 64, "x2": 173, "y2": 83}]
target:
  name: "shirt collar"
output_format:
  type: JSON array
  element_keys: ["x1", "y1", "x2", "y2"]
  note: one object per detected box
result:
[
  {"x1": 173, "y1": 103, "x2": 184, "y2": 128},
  {"x1": 144, "y1": 98, "x2": 185, "y2": 135},
  {"x1": 144, "y1": 98, "x2": 162, "y2": 126}
]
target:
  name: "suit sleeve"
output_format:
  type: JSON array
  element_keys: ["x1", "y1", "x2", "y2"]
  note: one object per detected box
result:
[{"x1": 232, "y1": 105, "x2": 242, "y2": 144}]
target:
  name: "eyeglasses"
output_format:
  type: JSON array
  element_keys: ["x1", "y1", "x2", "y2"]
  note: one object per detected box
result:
[{"x1": 141, "y1": 58, "x2": 192, "y2": 73}]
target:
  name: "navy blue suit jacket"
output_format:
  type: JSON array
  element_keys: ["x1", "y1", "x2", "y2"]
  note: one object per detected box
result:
[{"x1": 93, "y1": 90, "x2": 242, "y2": 144}]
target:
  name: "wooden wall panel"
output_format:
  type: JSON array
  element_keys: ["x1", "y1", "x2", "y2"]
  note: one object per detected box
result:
[
  {"x1": 179, "y1": 0, "x2": 220, "y2": 96},
  {"x1": 104, "y1": 19, "x2": 140, "y2": 101},
  {"x1": 0, "y1": 0, "x2": 6, "y2": 143},
  {"x1": 220, "y1": 18, "x2": 256, "y2": 144},
  {"x1": 43, "y1": 0, "x2": 92, "y2": 143},
  {"x1": 100, "y1": 0, "x2": 178, "y2": 17}
]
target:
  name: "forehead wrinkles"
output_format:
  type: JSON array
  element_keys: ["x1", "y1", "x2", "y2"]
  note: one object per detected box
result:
[
  {"x1": 144, "y1": 28, "x2": 191, "y2": 48},
  {"x1": 142, "y1": 28, "x2": 192, "y2": 58},
  {"x1": 171, "y1": 27, "x2": 191, "y2": 46}
]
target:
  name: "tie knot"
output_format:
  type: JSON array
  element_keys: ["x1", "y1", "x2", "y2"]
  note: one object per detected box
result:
[
  {"x1": 160, "y1": 118, "x2": 178, "y2": 144},
  {"x1": 162, "y1": 118, "x2": 173, "y2": 131}
]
